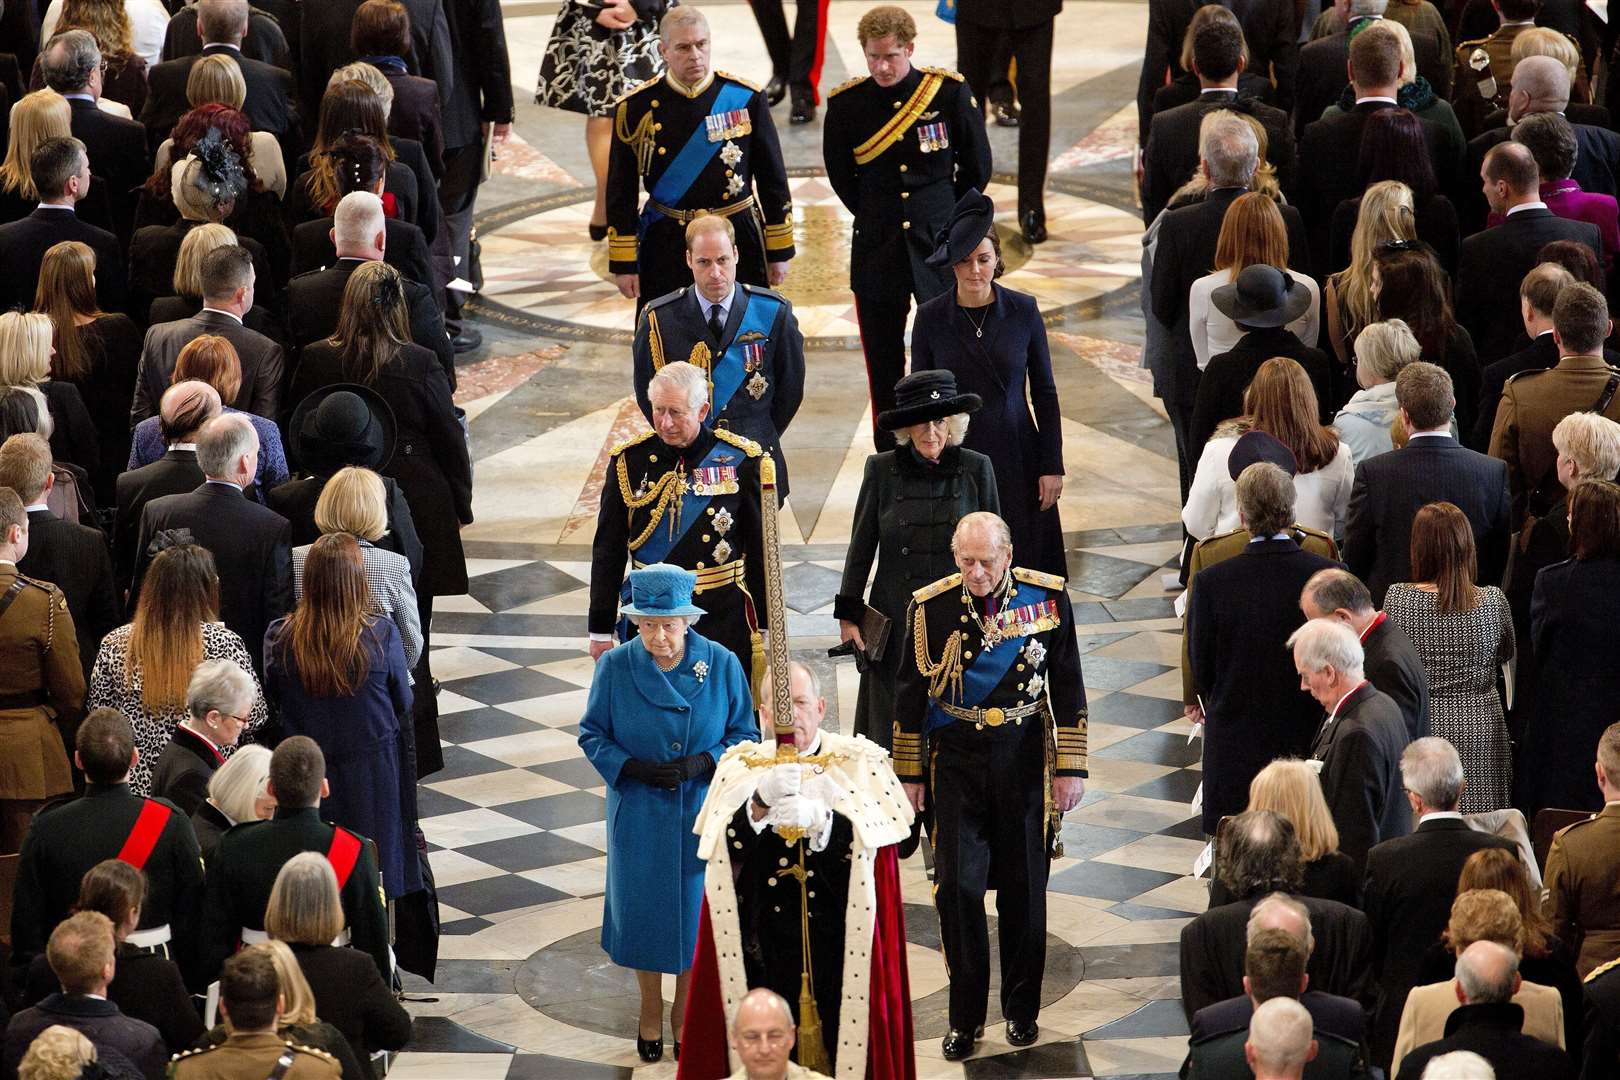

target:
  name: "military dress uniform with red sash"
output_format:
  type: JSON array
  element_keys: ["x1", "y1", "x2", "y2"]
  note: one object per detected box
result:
[
  {"x1": 11, "y1": 784, "x2": 204, "y2": 977},
  {"x1": 199, "y1": 806, "x2": 390, "y2": 985},
  {"x1": 822, "y1": 63, "x2": 990, "y2": 449},
  {"x1": 590, "y1": 426, "x2": 769, "y2": 689},
  {"x1": 605, "y1": 69, "x2": 795, "y2": 310},
  {"x1": 893, "y1": 566, "x2": 1088, "y2": 1035}
]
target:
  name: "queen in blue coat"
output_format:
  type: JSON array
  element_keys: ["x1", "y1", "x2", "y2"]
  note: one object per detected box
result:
[{"x1": 578, "y1": 563, "x2": 757, "y2": 1062}]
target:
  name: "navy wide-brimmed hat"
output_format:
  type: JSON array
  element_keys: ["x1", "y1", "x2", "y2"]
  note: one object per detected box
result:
[
  {"x1": 1211, "y1": 264, "x2": 1313, "y2": 328},
  {"x1": 877, "y1": 370, "x2": 983, "y2": 431},
  {"x1": 288, "y1": 384, "x2": 397, "y2": 477},
  {"x1": 925, "y1": 188, "x2": 995, "y2": 268},
  {"x1": 621, "y1": 563, "x2": 706, "y2": 618},
  {"x1": 1228, "y1": 430, "x2": 1298, "y2": 480}
]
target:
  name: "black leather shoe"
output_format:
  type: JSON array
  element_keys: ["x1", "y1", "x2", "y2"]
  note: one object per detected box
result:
[
  {"x1": 789, "y1": 85, "x2": 815, "y2": 124},
  {"x1": 993, "y1": 101, "x2": 1020, "y2": 127},
  {"x1": 941, "y1": 1025, "x2": 982, "y2": 1060},
  {"x1": 636, "y1": 1035, "x2": 662, "y2": 1062},
  {"x1": 589, "y1": 223, "x2": 608, "y2": 242},
  {"x1": 765, "y1": 73, "x2": 787, "y2": 106},
  {"x1": 451, "y1": 327, "x2": 484, "y2": 353},
  {"x1": 673, "y1": 1041, "x2": 680, "y2": 1061},
  {"x1": 1020, "y1": 209, "x2": 1047, "y2": 245},
  {"x1": 1006, "y1": 1019, "x2": 1039, "y2": 1046}
]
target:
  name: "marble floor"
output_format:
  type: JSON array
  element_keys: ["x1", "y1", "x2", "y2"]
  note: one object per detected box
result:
[{"x1": 394, "y1": 2, "x2": 1205, "y2": 1077}]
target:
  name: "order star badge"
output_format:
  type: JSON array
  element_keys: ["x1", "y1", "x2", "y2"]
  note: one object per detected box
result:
[
  {"x1": 694, "y1": 660, "x2": 709, "y2": 683},
  {"x1": 726, "y1": 172, "x2": 746, "y2": 197},
  {"x1": 1022, "y1": 639, "x2": 1047, "y2": 667},
  {"x1": 713, "y1": 538, "x2": 733, "y2": 563},
  {"x1": 720, "y1": 140, "x2": 743, "y2": 168},
  {"x1": 1026, "y1": 672, "x2": 1046, "y2": 699},
  {"x1": 712, "y1": 507, "x2": 734, "y2": 535}
]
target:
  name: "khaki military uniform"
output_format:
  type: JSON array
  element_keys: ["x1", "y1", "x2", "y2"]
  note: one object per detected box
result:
[
  {"x1": 1488, "y1": 353, "x2": 1620, "y2": 521},
  {"x1": 1453, "y1": 23, "x2": 1588, "y2": 124},
  {"x1": 168, "y1": 1032, "x2": 340, "y2": 1079},
  {"x1": 1544, "y1": 803, "x2": 1620, "y2": 977},
  {"x1": 1180, "y1": 525, "x2": 1339, "y2": 705}
]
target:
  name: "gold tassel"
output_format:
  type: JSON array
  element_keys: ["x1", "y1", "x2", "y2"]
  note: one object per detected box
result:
[{"x1": 796, "y1": 972, "x2": 831, "y2": 1072}]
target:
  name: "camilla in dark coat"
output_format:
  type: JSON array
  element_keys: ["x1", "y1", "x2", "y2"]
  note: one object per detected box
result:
[
  {"x1": 834, "y1": 371, "x2": 999, "y2": 749},
  {"x1": 911, "y1": 190, "x2": 1068, "y2": 577}
]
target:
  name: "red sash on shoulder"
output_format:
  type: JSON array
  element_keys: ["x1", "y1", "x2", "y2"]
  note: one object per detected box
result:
[
  {"x1": 326, "y1": 828, "x2": 362, "y2": 890},
  {"x1": 116, "y1": 801, "x2": 172, "y2": 870}
]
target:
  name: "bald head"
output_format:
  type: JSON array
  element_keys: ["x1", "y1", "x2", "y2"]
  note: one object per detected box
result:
[
  {"x1": 731, "y1": 987, "x2": 793, "y2": 1032},
  {"x1": 333, "y1": 191, "x2": 386, "y2": 258},
  {"x1": 1455, "y1": 940, "x2": 1519, "y2": 1005},
  {"x1": 159, "y1": 380, "x2": 223, "y2": 443},
  {"x1": 1511, "y1": 54, "x2": 1572, "y2": 115},
  {"x1": 1248, "y1": 893, "x2": 1315, "y2": 955}
]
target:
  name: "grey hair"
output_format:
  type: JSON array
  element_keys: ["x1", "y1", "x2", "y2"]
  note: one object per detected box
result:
[
  {"x1": 1421, "y1": 1052, "x2": 1497, "y2": 1080},
  {"x1": 1198, "y1": 110, "x2": 1259, "y2": 188},
  {"x1": 1287, "y1": 618, "x2": 1365, "y2": 681},
  {"x1": 198, "y1": 0, "x2": 250, "y2": 43},
  {"x1": 333, "y1": 191, "x2": 386, "y2": 250},
  {"x1": 1246, "y1": 998, "x2": 1315, "y2": 1072},
  {"x1": 206, "y1": 743, "x2": 272, "y2": 824},
  {"x1": 1235, "y1": 462, "x2": 1295, "y2": 538},
  {"x1": 330, "y1": 62, "x2": 394, "y2": 119},
  {"x1": 892, "y1": 413, "x2": 971, "y2": 448},
  {"x1": 1455, "y1": 940, "x2": 1519, "y2": 1004},
  {"x1": 1354, "y1": 319, "x2": 1423, "y2": 385},
  {"x1": 41, "y1": 30, "x2": 100, "y2": 93},
  {"x1": 1302, "y1": 568, "x2": 1375, "y2": 618},
  {"x1": 649, "y1": 361, "x2": 709, "y2": 412},
  {"x1": 731, "y1": 986, "x2": 794, "y2": 1031},
  {"x1": 660, "y1": 5, "x2": 708, "y2": 41},
  {"x1": 1513, "y1": 54, "x2": 1572, "y2": 112},
  {"x1": 1348, "y1": 0, "x2": 1389, "y2": 14},
  {"x1": 1248, "y1": 892, "x2": 1315, "y2": 955},
  {"x1": 951, "y1": 511, "x2": 1013, "y2": 556},
  {"x1": 196, "y1": 413, "x2": 258, "y2": 478},
  {"x1": 1552, "y1": 411, "x2": 1620, "y2": 481},
  {"x1": 1220, "y1": 811, "x2": 1305, "y2": 899},
  {"x1": 186, "y1": 659, "x2": 256, "y2": 724},
  {"x1": 1400, "y1": 737, "x2": 1465, "y2": 811},
  {"x1": 762, "y1": 659, "x2": 821, "y2": 703}
]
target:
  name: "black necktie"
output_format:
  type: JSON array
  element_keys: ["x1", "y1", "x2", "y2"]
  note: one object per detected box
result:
[{"x1": 708, "y1": 303, "x2": 724, "y2": 343}]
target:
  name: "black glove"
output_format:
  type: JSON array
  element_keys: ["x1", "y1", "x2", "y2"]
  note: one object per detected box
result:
[
  {"x1": 620, "y1": 758, "x2": 682, "y2": 789},
  {"x1": 673, "y1": 753, "x2": 715, "y2": 782}
]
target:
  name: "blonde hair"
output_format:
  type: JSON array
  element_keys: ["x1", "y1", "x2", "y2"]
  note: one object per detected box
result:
[
  {"x1": 17, "y1": 1026, "x2": 95, "y2": 1080},
  {"x1": 1445, "y1": 889, "x2": 1524, "y2": 955},
  {"x1": 207, "y1": 743, "x2": 272, "y2": 823},
  {"x1": 0, "y1": 312, "x2": 54, "y2": 388},
  {"x1": 57, "y1": 0, "x2": 133, "y2": 56},
  {"x1": 685, "y1": 212, "x2": 735, "y2": 250},
  {"x1": 1553, "y1": 411, "x2": 1620, "y2": 481},
  {"x1": 1, "y1": 91, "x2": 72, "y2": 200},
  {"x1": 246, "y1": 941, "x2": 319, "y2": 1027},
  {"x1": 186, "y1": 53, "x2": 247, "y2": 109},
  {"x1": 1247, "y1": 760, "x2": 1341, "y2": 862},
  {"x1": 1512, "y1": 27, "x2": 1580, "y2": 82},
  {"x1": 314, "y1": 466, "x2": 388, "y2": 540},
  {"x1": 173, "y1": 223, "x2": 240, "y2": 298},
  {"x1": 329, "y1": 62, "x2": 394, "y2": 119},
  {"x1": 1336, "y1": 180, "x2": 1416, "y2": 336},
  {"x1": 1381, "y1": 19, "x2": 1418, "y2": 88},
  {"x1": 1354, "y1": 318, "x2": 1423, "y2": 386},
  {"x1": 265, "y1": 852, "x2": 345, "y2": 947}
]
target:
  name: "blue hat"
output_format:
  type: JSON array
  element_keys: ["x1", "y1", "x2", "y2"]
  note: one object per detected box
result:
[{"x1": 621, "y1": 563, "x2": 706, "y2": 618}]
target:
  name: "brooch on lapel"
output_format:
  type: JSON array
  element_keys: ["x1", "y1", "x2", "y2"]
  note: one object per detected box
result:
[{"x1": 694, "y1": 660, "x2": 709, "y2": 683}]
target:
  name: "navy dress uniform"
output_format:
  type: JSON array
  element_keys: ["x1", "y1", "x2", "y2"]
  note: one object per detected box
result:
[
  {"x1": 199, "y1": 806, "x2": 391, "y2": 986},
  {"x1": 11, "y1": 783, "x2": 204, "y2": 976},
  {"x1": 606, "y1": 70, "x2": 796, "y2": 309},
  {"x1": 822, "y1": 62, "x2": 990, "y2": 449},
  {"x1": 589, "y1": 425, "x2": 769, "y2": 689},
  {"x1": 894, "y1": 566, "x2": 1088, "y2": 1040},
  {"x1": 632, "y1": 283, "x2": 806, "y2": 501}
]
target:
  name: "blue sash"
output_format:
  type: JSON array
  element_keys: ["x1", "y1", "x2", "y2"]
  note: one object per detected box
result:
[
  {"x1": 708, "y1": 292, "x2": 782, "y2": 418},
  {"x1": 926, "y1": 580, "x2": 1046, "y2": 732},
  {"x1": 641, "y1": 82, "x2": 754, "y2": 235}
]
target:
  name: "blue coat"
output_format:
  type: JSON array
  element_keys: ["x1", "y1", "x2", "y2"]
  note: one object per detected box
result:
[{"x1": 578, "y1": 631, "x2": 757, "y2": 973}]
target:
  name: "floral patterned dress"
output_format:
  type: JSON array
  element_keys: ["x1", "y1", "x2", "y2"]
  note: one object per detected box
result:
[{"x1": 535, "y1": 0, "x2": 674, "y2": 118}]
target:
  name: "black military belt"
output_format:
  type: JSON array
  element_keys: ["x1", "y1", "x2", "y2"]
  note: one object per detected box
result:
[
  {"x1": 938, "y1": 700, "x2": 1046, "y2": 730},
  {"x1": 646, "y1": 194, "x2": 757, "y2": 224},
  {"x1": 0, "y1": 691, "x2": 46, "y2": 710}
]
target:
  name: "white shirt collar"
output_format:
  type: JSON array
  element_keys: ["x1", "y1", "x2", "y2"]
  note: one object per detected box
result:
[
  {"x1": 1329, "y1": 681, "x2": 1366, "y2": 718},
  {"x1": 693, "y1": 284, "x2": 736, "y2": 325},
  {"x1": 205, "y1": 479, "x2": 243, "y2": 492},
  {"x1": 169, "y1": 442, "x2": 198, "y2": 451},
  {"x1": 200, "y1": 306, "x2": 244, "y2": 324},
  {"x1": 1200, "y1": 86, "x2": 1237, "y2": 95},
  {"x1": 1420, "y1": 810, "x2": 1465, "y2": 824},
  {"x1": 22, "y1": 503, "x2": 47, "y2": 513},
  {"x1": 1407, "y1": 430, "x2": 1452, "y2": 440},
  {"x1": 1355, "y1": 95, "x2": 1398, "y2": 105},
  {"x1": 35, "y1": 202, "x2": 73, "y2": 211},
  {"x1": 1506, "y1": 201, "x2": 1549, "y2": 217},
  {"x1": 1248, "y1": 532, "x2": 1291, "y2": 543},
  {"x1": 61, "y1": 92, "x2": 95, "y2": 103}
]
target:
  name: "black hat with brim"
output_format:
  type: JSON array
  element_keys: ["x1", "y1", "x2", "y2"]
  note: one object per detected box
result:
[
  {"x1": 876, "y1": 370, "x2": 984, "y2": 431},
  {"x1": 1211, "y1": 264, "x2": 1313, "y2": 329},
  {"x1": 924, "y1": 188, "x2": 996, "y2": 269},
  {"x1": 288, "y1": 384, "x2": 398, "y2": 477}
]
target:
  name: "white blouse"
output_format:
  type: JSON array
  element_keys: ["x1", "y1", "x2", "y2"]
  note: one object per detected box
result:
[
  {"x1": 1188, "y1": 268, "x2": 1322, "y2": 370},
  {"x1": 1181, "y1": 435, "x2": 1355, "y2": 541}
]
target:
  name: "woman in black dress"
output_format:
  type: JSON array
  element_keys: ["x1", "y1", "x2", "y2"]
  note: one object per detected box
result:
[
  {"x1": 0, "y1": 312, "x2": 99, "y2": 497},
  {"x1": 33, "y1": 240, "x2": 141, "y2": 499},
  {"x1": 911, "y1": 189, "x2": 1067, "y2": 576},
  {"x1": 289, "y1": 261, "x2": 469, "y2": 776}
]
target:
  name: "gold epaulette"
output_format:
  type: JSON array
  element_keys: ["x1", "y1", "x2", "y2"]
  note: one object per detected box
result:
[
  {"x1": 289, "y1": 1043, "x2": 338, "y2": 1063},
  {"x1": 714, "y1": 428, "x2": 763, "y2": 456},
  {"x1": 614, "y1": 75, "x2": 662, "y2": 108},
  {"x1": 1587, "y1": 955, "x2": 1620, "y2": 983},
  {"x1": 921, "y1": 66, "x2": 965, "y2": 82},
  {"x1": 1013, "y1": 567, "x2": 1067, "y2": 590},
  {"x1": 608, "y1": 430, "x2": 656, "y2": 457},
  {"x1": 828, "y1": 74, "x2": 868, "y2": 98},
  {"x1": 717, "y1": 70, "x2": 762, "y2": 92},
  {"x1": 912, "y1": 572, "x2": 962, "y2": 603}
]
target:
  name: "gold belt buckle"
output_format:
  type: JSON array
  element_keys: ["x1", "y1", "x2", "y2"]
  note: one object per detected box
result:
[{"x1": 982, "y1": 707, "x2": 1005, "y2": 728}]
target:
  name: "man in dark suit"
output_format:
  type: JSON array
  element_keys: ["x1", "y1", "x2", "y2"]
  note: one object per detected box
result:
[
  {"x1": 133, "y1": 245, "x2": 284, "y2": 425},
  {"x1": 114, "y1": 382, "x2": 218, "y2": 599},
  {"x1": 1344, "y1": 363, "x2": 1513, "y2": 604},
  {"x1": 0, "y1": 136, "x2": 125, "y2": 314},
  {"x1": 1149, "y1": 112, "x2": 1311, "y2": 499},
  {"x1": 289, "y1": 213, "x2": 432, "y2": 290},
  {"x1": 142, "y1": 0, "x2": 299, "y2": 163},
  {"x1": 38, "y1": 30, "x2": 148, "y2": 234},
  {"x1": 284, "y1": 191, "x2": 451, "y2": 388},
  {"x1": 0, "y1": 435, "x2": 118, "y2": 681},
  {"x1": 1393, "y1": 941, "x2": 1577, "y2": 1080},
  {"x1": 1295, "y1": 618, "x2": 1412, "y2": 867},
  {"x1": 132, "y1": 413, "x2": 292, "y2": 676},
  {"x1": 1458, "y1": 141, "x2": 1602, "y2": 362},
  {"x1": 1363, "y1": 738, "x2": 1519, "y2": 1069},
  {"x1": 1141, "y1": 7, "x2": 1296, "y2": 223},
  {"x1": 1189, "y1": 451, "x2": 1342, "y2": 834},
  {"x1": 1293, "y1": 0, "x2": 1451, "y2": 139},
  {"x1": 161, "y1": 2, "x2": 294, "y2": 71},
  {"x1": 1301, "y1": 569, "x2": 1430, "y2": 741},
  {"x1": 1180, "y1": 814, "x2": 1377, "y2": 1019},
  {"x1": 1137, "y1": 0, "x2": 1297, "y2": 147}
]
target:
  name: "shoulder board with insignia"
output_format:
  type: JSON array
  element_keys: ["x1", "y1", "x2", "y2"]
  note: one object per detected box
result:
[
  {"x1": 1502, "y1": 368, "x2": 1542, "y2": 388},
  {"x1": 912, "y1": 572, "x2": 962, "y2": 603},
  {"x1": 921, "y1": 66, "x2": 965, "y2": 82},
  {"x1": 1455, "y1": 38, "x2": 1490, "y2": 54},
  {"x1": 646, "y1": 287, "x2": 688, "y2": 311},
  {"x1": 713, "y1": 429, "x2": 763, "y2": 456},
  {"x1": 17, "y1": 573, "x2": 55, "y2": 594},
  {"x1": 717, "y1": 70, "x2": 762, "y2": 92},
  {"x1": 609, "y1": 430, "x2": 656, "y2": 457},
  {"x1": 1013, "y1": 567, "x2": 1067, "y2": 590},
  {"x1": 1588, "y1": 955, "x2": 1620, "y2": 982},
  {"x1": 291, "y1": 1043, "x2": 338, "y2": 1062},
  {"x1": 172, "y1": 1045, "x2": 213, "y2": 1059},
  {"x1": 1193, "y1": 527, "x2": 1247, "y2": 549},
  {"x1": 742, "y1": 283, "x2": 788, "y2": 302},
  {"x1": 613, "y1": 75, "x2": 662, "y2": 107},
  {"x1": 828, "y1": 74, "x2": 869, "y2": 98}
]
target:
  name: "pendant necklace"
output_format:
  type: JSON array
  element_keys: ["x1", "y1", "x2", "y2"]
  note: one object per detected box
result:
[{"x1": 961, "y1": 303, "x2": 990, "y2": 339}]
